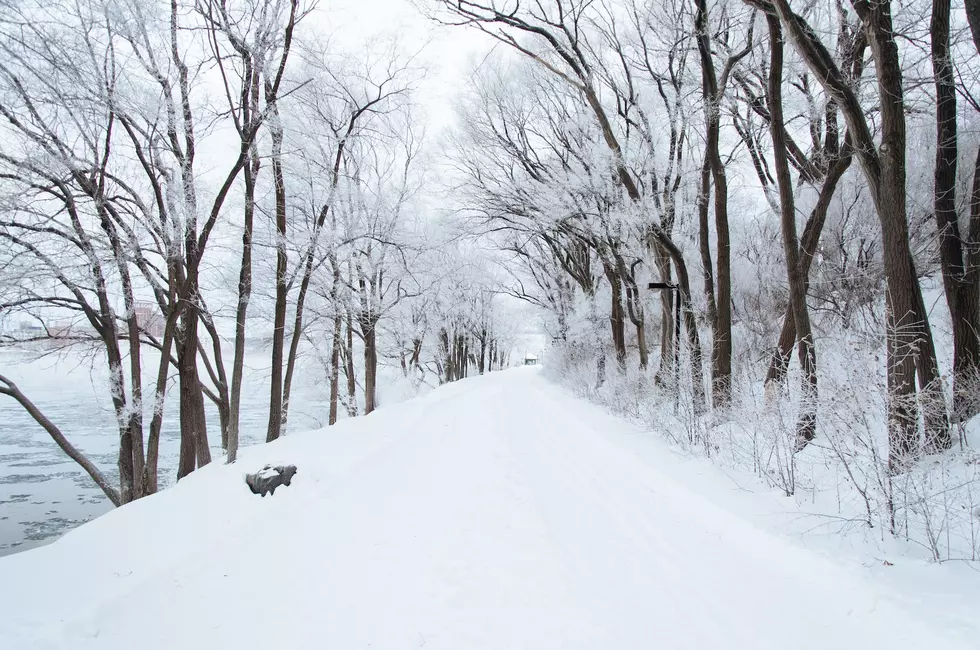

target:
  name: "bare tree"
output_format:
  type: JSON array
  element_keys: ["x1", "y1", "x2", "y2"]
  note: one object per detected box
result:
[
  {"x1": 761, "y1": 10, "x2": 816, "y2": 444},
  {"x1": 0, "y1": 0, "x2": 173, "y2": 501},
  {"x1": 693, "y1": 0, "x2": 753, "y2": 407},
  {"x1": 198, "y1": 0, "x2": 305, "y2": 461},
  {"x1": 280, "y1": 43, "x2": 418, "y2": 427},
  {"x1": 434, "y1": 0, "x2": 708, "y2": 411},
  {"x1": 761, "y1": 0, "x2": 948, "y2": 466},
  {"x1": 929, "y1": 0, "x2": 980, "y2": 424}
]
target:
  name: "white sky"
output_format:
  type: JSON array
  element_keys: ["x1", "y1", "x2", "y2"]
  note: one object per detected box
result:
[{"x1": 322, "y1": 0, "x2": 497, "y2": 136}]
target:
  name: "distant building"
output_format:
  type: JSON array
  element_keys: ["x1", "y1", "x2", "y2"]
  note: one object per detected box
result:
[
  {"x1": 524, "y1": 353, "x2": 538, "y2": 366},
  {"x1": 134, "y1": 302, "x2": 164, "y2": 337}
]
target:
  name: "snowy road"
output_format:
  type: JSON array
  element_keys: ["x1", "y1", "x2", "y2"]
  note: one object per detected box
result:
[{"x1": 0, "y1": 368, "x2": 975, "y2": 649}]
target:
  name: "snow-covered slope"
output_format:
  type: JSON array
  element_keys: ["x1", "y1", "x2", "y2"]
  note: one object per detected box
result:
[{"x1": 0, "y1": 368, "x2": 976, "y2": 649}]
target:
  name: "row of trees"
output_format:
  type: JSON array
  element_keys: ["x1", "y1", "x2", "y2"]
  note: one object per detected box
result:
[
  {"x1": 7, "y1": 0, "x2": 975, "y2": 510},
  {"x1": 0, "y1": 0, "x2": 518, "y2": 506},
  {"x1": 432, "y1": 0, "x2": 980, "y2": 470}
]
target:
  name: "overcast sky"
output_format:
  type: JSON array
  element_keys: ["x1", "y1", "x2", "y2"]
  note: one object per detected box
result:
[{"x1": 325, "y1": 0, "x2": 497, "y2": 135}]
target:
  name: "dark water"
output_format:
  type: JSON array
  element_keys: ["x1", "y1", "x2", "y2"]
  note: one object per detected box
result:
[{"x1": 0, "y1": 348, "x2": 330, "y2": 556}]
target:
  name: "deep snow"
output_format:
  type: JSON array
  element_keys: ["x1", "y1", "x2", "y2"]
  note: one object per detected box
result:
[
  {"x1": 0, "y1": 348, "x2": 334, "y2": 555},
  {"x1": 0, "y1": 367, "x2": 977, "y2": 649}
]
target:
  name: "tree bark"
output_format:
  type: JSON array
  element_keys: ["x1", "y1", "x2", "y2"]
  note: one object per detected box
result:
[
  {"x1": 329, "y1": 308, "x2": 343, "y2": 426},
  {"x1": 697, "y1": 156, "x2": 718, "y2": 327},
  {"x1": 479, "y1": 330, "x2": 487, "y2": 374},
  {"x1": 932, "y1": 0, "x2": 980, "y2": 427},
  {"x1": 439, "y1": 328, "x2": 451, "y2": 383},
  {"x1": 694, "y1": 0, "x2": 733, "y2": 407},
  {"x1": 604, "y1": 262, "x2": 628, "y2": 369},
  {"x1": 957, "y1": 149, "x2": 980, "y2": 423},
  {"x1": 652, "y1": 242, "x2": 675, "y2": 385},
  {"x1": 766, "y1": 14, "x2": 817, "y2": 445},
  {"x1": 227, "y1": 52, "x2": 262, "y2": 461},
  {"x1": 766, "y1": 149, "x2": 852, "y2": 386},
  {"x1": 228, "y1": 146, "x2": 258, "y2": 463},
  {"x1": 266, "y1": 101, "x2": 288, "y2": 443},
  {"x1": 967, "y1": 0, "x2": 980, "y2": 55},
  {"x1": 860, "y1": 0, "x2": 947, "y2": 463},
  {"x1": 146, "y1": 302, "x2": 179, "y2": 492},
  {"x1": 177, "y1": 298, "x2": 210, "y2": 478},
  {"x1": 328, "y1": 257, "x2": 343, "y2": 426},
  {"x1": 362, "y1": 315, "x2": 379, "y2": 414},
  {"x1": 345, "y1": 311, "x2": 358, "y2": 416}
]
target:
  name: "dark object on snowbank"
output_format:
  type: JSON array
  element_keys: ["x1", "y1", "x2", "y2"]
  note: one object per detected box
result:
[{"x1": 245, "y1": 464, "x2": 298, "y2": 497}]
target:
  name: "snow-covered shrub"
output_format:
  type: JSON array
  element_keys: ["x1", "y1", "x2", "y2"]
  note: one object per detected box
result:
[{"x1": 545, "y1": 322, "x2": 980, "y2": 562}]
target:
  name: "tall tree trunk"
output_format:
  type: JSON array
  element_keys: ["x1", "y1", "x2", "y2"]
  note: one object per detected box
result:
[
  {"x1": 697, "y1": 156, "x2": 718, "y2": 330},
  {"x1": 957, "y1": 149, "x2": 980, "y2": 423},
  {"x1": 932, "y1": 0, "x2": 980, "y2": 427},
  {"x1": 328, "y1": 256, "x2": 343, "y2": 425},
  {"x1": 439, "y1": 328, "x2": 451, "y2": 383},
  {"x1": 281, "y1": 254, "x2": 314, "y2": 433},
  {"x1": 345, "y1": 311, "x2": 357, "y2": 417},
  {"x1": 605, "y1": 263, "x2": 627, "y2": 369},
  {"x1": 625, "y1": 285, "x2": 648, "y2": 370},
  {"x1": 695, "y1": 0, "x2": 732, "y2": 407},
  {"x1": 227, "y1": 148, "x2": 258, "y2": 463},
  {"x1": 681, "y1": 296, "x2": 707, "y2": 411},
  {"x1": 411, "y1": 337, "x2": 423, "y2": 375},
  {"x1": 653, "y1": 243, "x2": 675, "y2": 385},
  {"x1": 911, "y1": 256, "x2": 950, "y2": 449},
  {"x1": 122, "y1": 309, "x2": 145, "y2": 499},
  {"x1": 455, "y1": 335, "x2": 466, "y2": 380},
  {"x1": 329, "y1": 305, "x2": 343, "y2": 426},
  {"x1": 967, "y1": 0, "x2": 980, "y2": 55},
  {"x1": 257, "y1": 2, "x2": 300, "y2": 442},
  {"x1": 177, "y1": 299, "x2": 210, "y2": 478},
  {"x1": 479, "y1": 330, "x2": 487, "y2": 374},
  {"x1": 146, "y1": 302, "x2": 179, "y2": 492},
  {"x1": 266, "y1": 104, "x2": 288, "y2": 443},
  {"x1": 635, "y1": 320, "x2": 648, "y2": 370},
  {"x1": 767, "y1": 14, "x2": 817, "y2": 445},
  {"x1": 619, "y1": 255, "x2": 649, "y2": 370},
  {"x1": 362, "y1": 315, "x2": 378, "y2": 414},
  {"x1": 89, "y1": 179, "x2": 143, "y2": 500},
  {"x1": 766, "y1": 149, "x2": 852, "y2": 386},
  {"x1": 198, "y1": 309, "x2": 229, "y2": 452},
  {"x1": 862, "y1": 0, "x2": 946, "y2": 465},
  {"x1": 108, "y1": 264, "x2": 142, "y2": 501},
  {"x1": 215, "y1": 394, "x2": 230, "y2": 452}
]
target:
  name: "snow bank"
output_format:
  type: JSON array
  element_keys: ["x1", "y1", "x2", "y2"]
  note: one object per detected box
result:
[{"x1": 0, "y1": 368, "x2": 977, "y2": 649}]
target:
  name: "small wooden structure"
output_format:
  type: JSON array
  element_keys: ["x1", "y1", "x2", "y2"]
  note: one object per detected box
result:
[{"x1": 524, "y1": 353, "x2": 538, "y2": 366}]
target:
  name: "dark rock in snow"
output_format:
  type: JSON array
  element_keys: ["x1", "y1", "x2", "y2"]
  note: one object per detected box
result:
[{"x1": 245, "y1": 465, "x2": 298, "y2": 497}]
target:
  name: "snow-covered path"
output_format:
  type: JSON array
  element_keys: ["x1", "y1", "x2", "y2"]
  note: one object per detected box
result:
[{"x1": 0, "y1": 368, "x2": 975, "y2": 649}]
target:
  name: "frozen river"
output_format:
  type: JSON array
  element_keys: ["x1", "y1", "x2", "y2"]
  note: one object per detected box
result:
[{"x1": 0, "y1": 348, "x2": 331, "y2": 556}]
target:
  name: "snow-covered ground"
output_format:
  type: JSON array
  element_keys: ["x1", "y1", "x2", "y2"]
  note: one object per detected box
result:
[
  {"x1": 1, "y1": 367, "x2": 977, "y2": 649},
  {"x1": 0, "y1": 348, "x2": 338, "y2": 555}
]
